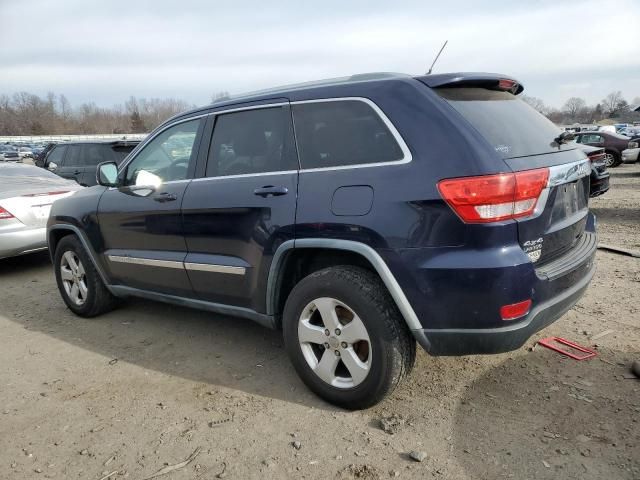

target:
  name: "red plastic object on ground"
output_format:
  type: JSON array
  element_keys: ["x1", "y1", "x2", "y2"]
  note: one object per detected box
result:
[{"x1": 537, "y1": 337, "x2": 597, "y2": 360}]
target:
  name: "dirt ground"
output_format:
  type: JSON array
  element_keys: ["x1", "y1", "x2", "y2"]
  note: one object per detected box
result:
[{"x1": 1, "y1": 164, "x2": 638, "y2": 480}]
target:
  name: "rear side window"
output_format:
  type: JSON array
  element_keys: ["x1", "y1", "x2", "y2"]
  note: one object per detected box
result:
[
  {"x1": 292, "y1": 100, "x2": 404, "y2": 169},
  {"x1": 65, "y1": 144, "x2": 114, "y2": 166},
  {"x1": 112, "y1": 145, "x2": 136, "y2": 164},
  {"x1": 581, "y1": 134, "x2": 603, "y2": 144},
  {"x1": 84, "y1": 145, "x2": 115, "y2": 166},
  {"x1": 437, "y1": 88, "x2": 572, "y2": 159},
  {"x1": 206, "y1": 106, "x2": 297, "y2": 177}
]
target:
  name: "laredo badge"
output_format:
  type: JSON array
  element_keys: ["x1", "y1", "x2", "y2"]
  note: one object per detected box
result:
[{"x1": 523, "y1": 237, "x2": 543, "y2": 262}]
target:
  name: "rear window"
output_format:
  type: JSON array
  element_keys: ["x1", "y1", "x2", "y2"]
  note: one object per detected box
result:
[
  {"x1": 292, "y1": 100, "x2": 404, "y2": 169},
  {"x1": 437, "y1": 88, "x2": 572, "y2": 159}
]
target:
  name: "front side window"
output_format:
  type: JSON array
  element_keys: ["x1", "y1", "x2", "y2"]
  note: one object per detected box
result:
[
  {"x1": 205, "y1": 106, "x2": 296, "y2": 177},
  {"x1": 124, "y1": 119, "x2": 201, "y2": 186},
  {"x1": 292, "y1": 100, "x2": 404, "y2": 169},
  {"x1": 46, "y1": 145, "x2": 66, "y2": 166}
]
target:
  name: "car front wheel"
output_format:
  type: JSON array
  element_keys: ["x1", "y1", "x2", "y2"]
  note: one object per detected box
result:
[
  {"x1": 54, "y1": 235, "x2": 118, "y2": 317},
  {"x1": 283, "y1": 266, "x2": 415, "y2": 409}
]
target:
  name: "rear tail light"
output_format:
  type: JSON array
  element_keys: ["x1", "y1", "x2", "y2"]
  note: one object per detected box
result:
[
  {"x1": 437, "y1": 168, "x2": 549, "y2": 223},
  {"x1": 588, "y1": 152, "x2": 605, "y2": 163},
  {"x1": 498, "y1": 79, "x2": 518, "y2": 92},
  {"x1": 500, "y1": 299, "x2": 532, "y2": 321},
  {"x1": 0, "y1": 206, "x2": 15, "y2": 220}
]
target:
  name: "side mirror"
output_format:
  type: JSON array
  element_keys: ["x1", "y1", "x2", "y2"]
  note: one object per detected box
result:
[
  {"x1": 47, "y1": 162, "x2": 58, "y2": 171},
  {"x1": 97, "y1": 161, "x2": 118, "y2": 187}
]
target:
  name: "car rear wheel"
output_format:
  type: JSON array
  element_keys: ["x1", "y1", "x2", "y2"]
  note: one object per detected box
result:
[
  {"x1": 54, "y1": 235, "x2": 118, "y2": 317},
  {"x1": 604, "y1": 151, "x2": 621, "y2": 167},
  {"x1": 283, "y1": 266, "x2": 415, "y2": 409}
]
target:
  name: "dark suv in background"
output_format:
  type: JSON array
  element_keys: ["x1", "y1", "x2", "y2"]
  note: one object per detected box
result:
[
  {"x1": 47, "y1": 72, "x2": 596, "y2": 408},
  {"x1": 44, "y1": 140, "x2": 139, "y2": 186}
]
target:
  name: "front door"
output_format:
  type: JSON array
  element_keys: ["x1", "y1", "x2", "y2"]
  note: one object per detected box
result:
[
  {"x1": 182, "y1": 103, "x2": 298, "y2": 312},
  {"x1": 97, "y1": 117, "x2": 205, "y2": 296}
]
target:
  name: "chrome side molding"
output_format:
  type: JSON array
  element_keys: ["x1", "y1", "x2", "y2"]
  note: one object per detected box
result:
[
  {"x1": 107, "y1": 255, "x2": 184, "y2": 269},
  {"x1": 184, "y1": 262, "x2": 246, "y2": 275},
  {"x1": 107, "y1": 254, "x2": 247, "y2": 275}
]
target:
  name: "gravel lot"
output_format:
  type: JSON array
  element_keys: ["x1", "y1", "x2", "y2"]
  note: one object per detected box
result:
[{"x1": 1, "y1": 164, "x2": 638, "y2": 480}]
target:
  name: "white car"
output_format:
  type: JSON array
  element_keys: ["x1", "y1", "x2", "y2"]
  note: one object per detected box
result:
[
  {"x1": 622, "y1": 147, "x2": 639, "y2": 164},
  {"x1": 0, "y1": 163, "x2": 83, "y2": 259}
]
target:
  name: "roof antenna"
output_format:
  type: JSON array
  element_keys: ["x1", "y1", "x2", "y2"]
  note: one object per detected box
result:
[{"x1": 426, "y1": 40, "x2": 448, "y2": 75}]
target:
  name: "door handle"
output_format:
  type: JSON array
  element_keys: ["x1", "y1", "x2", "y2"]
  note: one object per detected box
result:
[
  {"x1": 253, "y1": 186, "x2": 289, "y2": 198},
  {"x1": 153, "y1": 192, "x2": 178, "y2": 202},
  {"x1": 73, "y1": 170, "x2": 81, "y2": 175}
]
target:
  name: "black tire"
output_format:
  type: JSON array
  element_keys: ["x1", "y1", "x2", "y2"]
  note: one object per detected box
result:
[
  {"x1": 605, "y1": 151, "x2": 622, "y2": 168},
  {"x1": 54, "y1": 235, "x2": 118, "y2": 317},
  {"x1": 282, "y1": 266, "x2": 415, "y2": 409}
]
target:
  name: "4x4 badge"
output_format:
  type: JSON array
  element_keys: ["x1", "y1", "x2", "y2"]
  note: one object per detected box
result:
[{"x1": 523, "y1": 237, "x2": 543, "y2": 262}]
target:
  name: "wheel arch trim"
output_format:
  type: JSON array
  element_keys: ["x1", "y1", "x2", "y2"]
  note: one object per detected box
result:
[
  {"x1": 48, "y1": 224, "x2": 114, "y2": 293},
  {"x1": 266, "y1": 239, "x2": 424, "y2": 333}
]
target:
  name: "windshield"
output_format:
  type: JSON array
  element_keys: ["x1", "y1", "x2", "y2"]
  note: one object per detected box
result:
[{"x1": 437, "y1": 88, "x2": 574, "y2": 159}]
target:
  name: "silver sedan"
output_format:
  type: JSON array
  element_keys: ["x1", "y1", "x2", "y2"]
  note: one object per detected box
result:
[{"x1": 0, "y1": 163, "x2": 83, "y2": 260}]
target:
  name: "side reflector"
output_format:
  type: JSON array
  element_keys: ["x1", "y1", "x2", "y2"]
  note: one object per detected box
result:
[{"x1": 500, "y1": 299, "x2": 532, "y2": 321}]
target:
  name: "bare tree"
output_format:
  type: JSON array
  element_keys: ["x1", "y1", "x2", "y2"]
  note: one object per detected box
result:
[
  {"x1": 212, "y1": 91, "x2": 231, "y2": 103},
  {"x1": 601, "y1": 91, "x2": 624, "y2": 116},
  {"x1": 521, "y1": 95, "x2": 548, "y2": 115},
  {"x1": 562, "y1": 97, "x2": 586, "y2": 120}
]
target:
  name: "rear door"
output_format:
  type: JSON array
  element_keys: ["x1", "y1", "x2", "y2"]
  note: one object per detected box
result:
[
  {"x1": 79, "y1": 144, "x2": 118, "y2": 186},
  {"x1": 97, "y1": 117, "x2": 205, "y2": 296},
  {"x1": 435, "y1": 87, "x2": 591, "y2": 265},
  {"x1": 181, "y1": 102, "x2": 298, "y2": 311}
]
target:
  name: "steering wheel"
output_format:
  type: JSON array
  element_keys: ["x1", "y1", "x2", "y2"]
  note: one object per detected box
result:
[{"x1": 166, "y1": 157, "x2": 189, "y2": 181}]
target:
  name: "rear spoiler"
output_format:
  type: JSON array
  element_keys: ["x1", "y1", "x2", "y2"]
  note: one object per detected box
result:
[{"x1": 415, "y1": 72, "x2": 524, "y2": 95}]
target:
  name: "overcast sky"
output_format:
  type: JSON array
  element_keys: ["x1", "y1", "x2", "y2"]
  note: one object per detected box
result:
[{"x1": 1, "y1": 0, "x2": 639, "y2": 109}]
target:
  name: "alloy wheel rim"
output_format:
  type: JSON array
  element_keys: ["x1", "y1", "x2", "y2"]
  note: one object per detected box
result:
[
  {"x1": 604, "y1": 153, "x2": 615, "y2": 167},
  {"x1": 60, "y1": 251, "x2": 88, "y2": 306},
  {"x1": 298, "y1": 297, "x2": 372, "y2": 389}
]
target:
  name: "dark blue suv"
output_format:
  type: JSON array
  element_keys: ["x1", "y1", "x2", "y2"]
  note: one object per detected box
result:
[{"x1": 47, "y1": 72, "x2": 596, "y2": 408}]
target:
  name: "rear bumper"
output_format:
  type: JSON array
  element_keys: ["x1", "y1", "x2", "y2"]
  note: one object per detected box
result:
[
  {"x1": 0, "y1": 227, "x2": 47, "y2": 259},
  {"x1": 589, "y1": 169, "x2": 610, "y2": 197},
  {"x1": 395, "y1": 215, "x2": 597, "y2": 356},
  {"x1": 412, "y1": 259, "x2": 595, "y2": 355}
]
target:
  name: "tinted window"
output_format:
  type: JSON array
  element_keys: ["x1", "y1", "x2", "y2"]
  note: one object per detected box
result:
[
  {"x1": 124, "y1": 119, "x2": 201, "y2": 186},
  {"x1": 64, "y1": 145, "x2": 84, "y2": 166},
  {"x1": 46, "y1": 145, "x2": 66, "y2": 166},
  {"x1": 582, "y1": 134, "x2": 603, "y2": 144},
  {"x1": 206, "y1": 107, "x2": 296, "y2": 177},
  {"x1": 292, "y1": 100, "x2": 403, "y2": 169},
  {"x1": 437, "y1": 88, "x2": 573, "y2": 159},
  {"x1": 112, "y1": 145, "x2": 136, "y2": 164}
]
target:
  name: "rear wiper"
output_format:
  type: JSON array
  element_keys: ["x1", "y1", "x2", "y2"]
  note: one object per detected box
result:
[{"x1": 553, "y1": 131, "x2": 575, "y2": 146}]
